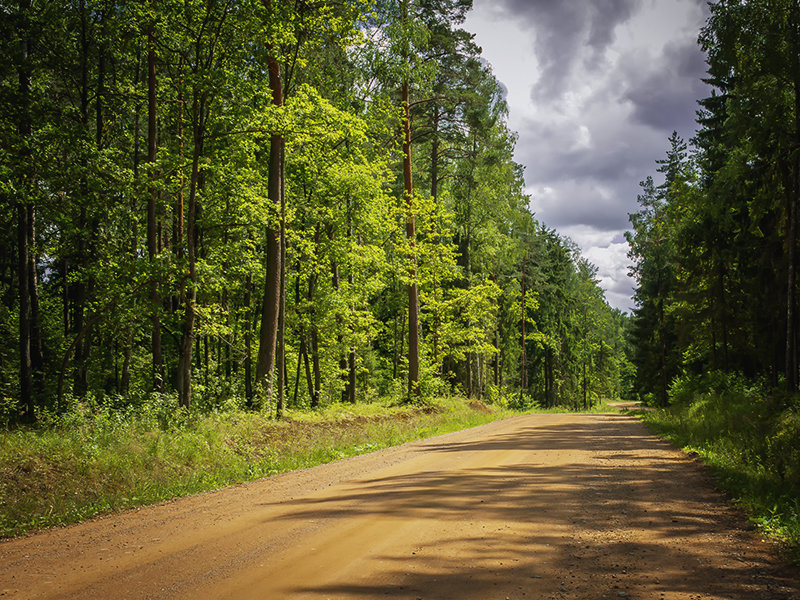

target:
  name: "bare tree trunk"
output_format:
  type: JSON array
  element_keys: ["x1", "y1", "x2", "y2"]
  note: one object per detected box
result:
[
  {"x1": 177, "y1": 54, "x2": 185, "y2": 297},
  {"x1": 72, "y1": 0, "x2": 91, "y2": 398},
  {"x1": 276, "y1": 143, "x2": 287, "y2": 419},
  {"x1": 331, "y1": 252, "x2": 349, "y2": 402},
  {"x1": 15, "y1": 0, "x2": 34, "y2": 422},
  {"x1": 392, "y1": 279, "x2": 399, "y2": 379},
  {"x1": 18, "y1": 203, "x2": 33, "y2": 422},
  {"x1": 255, "y1": 41, "x2": 284, "y2": 403},
  {"x1": 430, "y1": 105, "x2": 439, "y2": 203},
  {"x1": 28, "y1": 206, "x2": 43, "y2": 387},
  {"x1": 466, "y1": 352, "x2": 473, "y2": 398},
  {"x1": 177, "y1": 88, "x2": 204, "y2": 409},
  {"x1": 299, "y1": 342, "x2": 312, "y2": 404},
  {"x1": 293, "y1": 341, "x2": 302, "y2": 407},
  {"x1": 787, "y1": 0, "x2": 800, "y2": 392},
  {"x1": 583, "y1": 360, "x2": 588, "y2": 410},
  {"x1": 244, "y1": 274, "x2": 254, "y2": 405},
  {"x1": 121, "y1": 331, "x2": 132, "y2": 393},
  {"x1": 520, "y1": 256, "x2": 527, "y2": 401},
  {"x1": 402, "y1": 78, "x2": 420, "y2": 399},
  {"x1": 123, "y1": 48, "x2": 143, "y2": 395},
  {"x1": 346, "y1": 202, "x2": 356, "y2": 403},
  {"x1": 494, "y1": 323, "x2": 500, "y2": 388},
  {"x1": 147, "y1": 12, "x2": 164, "y2": 392},
  {"x1": 307, "y1": 272, "x2": 321, "y2": 408}
]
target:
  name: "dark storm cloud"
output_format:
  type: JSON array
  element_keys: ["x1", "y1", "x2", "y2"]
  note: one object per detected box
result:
[
  {"x1": 534, "y1": 178, "x2": 642, "y2": 232},
  {"x1": 515, "y1": 116, "x2": 656, "y2": 187},
  {"x1": 465, "y1": 0, "x2": 711, "y2": 309},
  {"x1": 623, "y1": 39, "x2": 709, "y2": 133},
  {"x1": 513, "y1": 31, "x2": 710, "y2": 233},
  {"x1": 488, "y1": 0, "x2": 642, "y2": 99}
]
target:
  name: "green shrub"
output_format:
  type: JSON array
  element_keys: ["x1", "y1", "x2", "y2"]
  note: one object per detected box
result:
[{"x1": 640, "y1": 374, "x2": 800, "y2": 557}]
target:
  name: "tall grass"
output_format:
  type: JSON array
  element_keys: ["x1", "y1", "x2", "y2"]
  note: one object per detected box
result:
[
  {"x1": 0, "y1": 395, "x2": 513, "y2": 538},
  {"x1": 635, "y1": 372, "x2": 800, "y2": 558}
]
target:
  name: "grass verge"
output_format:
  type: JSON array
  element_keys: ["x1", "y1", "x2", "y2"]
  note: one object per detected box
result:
[
  {"x1": 0, "y1": 396, "x2": 513, "y2": 539},
  {"x1": 630, "y1": 389, "x2": 800, "y2": 561}
]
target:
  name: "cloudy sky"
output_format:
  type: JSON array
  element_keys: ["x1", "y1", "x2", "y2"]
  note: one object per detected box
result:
[{"x1": 464, "y1": 0, "x2": 711, "y2": 312}]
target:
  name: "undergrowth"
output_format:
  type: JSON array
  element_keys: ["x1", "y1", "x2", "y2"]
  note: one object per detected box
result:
[
  {"x1": 634, "y1": 371, "x2": 800, "y2": 560},
  {"x1": 0, "y1": 395, "x2": 513, "y2": 538}
]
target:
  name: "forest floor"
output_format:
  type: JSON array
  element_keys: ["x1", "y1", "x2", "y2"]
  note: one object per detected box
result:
[{"x1": 1, "y1": 411, "x2": 799, "y2": 599}]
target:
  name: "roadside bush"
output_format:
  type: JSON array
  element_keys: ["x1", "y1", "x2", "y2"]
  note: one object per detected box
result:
[
  {"x1": 768, "y1": 408, "x2": 800, "y2": 487},
  {"x1": 642, "y1": 372, "x2": 800, "y2": 555}
]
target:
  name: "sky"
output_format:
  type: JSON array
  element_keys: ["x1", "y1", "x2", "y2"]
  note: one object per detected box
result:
[{"x1": 463, "y1": 0, "x2": 712, "y2": 312}]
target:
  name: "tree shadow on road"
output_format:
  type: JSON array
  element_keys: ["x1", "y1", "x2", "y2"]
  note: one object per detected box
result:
[{"x1": 264, "y1": 414, "x2": 798, "y2": 599}]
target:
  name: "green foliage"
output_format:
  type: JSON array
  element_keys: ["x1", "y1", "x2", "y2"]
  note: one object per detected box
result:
[
  {"x1": 0, "y1": 0, "x2": 627, "y2": 424},
  {"x1": 627, "y1": 0, "x2": 800, "y2": 396}
]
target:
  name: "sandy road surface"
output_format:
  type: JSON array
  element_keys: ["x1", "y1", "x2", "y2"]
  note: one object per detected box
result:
[{"x1": 1, "y1": 413, "x2": 798, "y2": 599}]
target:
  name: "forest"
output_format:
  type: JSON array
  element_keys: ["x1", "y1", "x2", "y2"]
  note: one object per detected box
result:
[{"x1": 0, "y1": 0, "x2": 630, "y2": 425}]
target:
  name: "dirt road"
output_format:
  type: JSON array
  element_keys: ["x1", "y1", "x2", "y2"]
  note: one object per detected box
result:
[{"x1": 1, "y1": 413, "x2": 798, "y2": 599}]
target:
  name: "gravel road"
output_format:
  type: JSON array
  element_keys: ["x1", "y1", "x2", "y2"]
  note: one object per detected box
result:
[{"x1": 1, "y1": 412, "x2": 798, "y2": 599}]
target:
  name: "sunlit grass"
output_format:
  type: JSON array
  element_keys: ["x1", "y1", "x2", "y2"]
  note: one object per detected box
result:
[{"x1": 0, "y1": 396, "x2": 513, "y2": 538}]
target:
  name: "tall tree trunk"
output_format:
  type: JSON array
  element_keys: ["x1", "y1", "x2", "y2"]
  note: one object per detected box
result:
[
  {"x1": 147, "y1": 12, "x2": 164, "y2": 392},
  {"x1": 123, "y1": 49, "x2": 143, "y2": 395},
  {"x1": 477, "y1": 354, "x2": 483, "y2": 399},
  {"x1": 28, "y1": 206, "x2": 43, "y2": 389},
  {"x1": 307, "y1": 271, "x2": 321, "y2": 408},
  {"x1": 494, "y1": 323, "x2": 500, "y2": 388},
  {"x1": 582, "y1": 307, "x2": 589, "y2": 410},
  {"x1": 255, "y1": 38, "x2": 284, "y2": 402},
  {"x1": 431, "y1": 105, "x2": 439, "y2": 202},
  {"x1": 716, "y1": 262, "x2": 730, "y2": 371},
  {"x1": 300, "y1": 339, "x2": 314, "y2": 406},
  {"x1": 402, "y1": 78, "x2": 420, "y2": 399},
  {"x1": 786, "y1": 183, "x2": 797, "y2": 392},
  {"x1": 62, "y1": 256, "x2": 69, "y2": 338},
  {"x1": 310, "y1": 324, "x2": 321, "y2": 408},
  {"x1": 203, "y1": 336, "x2": 209, "y2": 390},
  {"x1": 244, "y1": 274, "x2": 254, "y2": 405},
  {"x1": 177, "y1": 89, "x2": 204, "y2": 409},
  {"x1": 583, "y1": 359, "x2": 588, "y2": 410},
  {"x1": 392, "y1": 279, "x2": 399, "y2": 379},
  {"x1": 293, "y1": 339, "x2": 302, "y2": 407},
  {"x1": 787, "y1": 0, "x2": 800, "y2": 392},
  {"x1": 176, "y1": 54, "x2": 185, "y2": 319},
  {"x1": 520, "y1": 255, "x2": 527, "y2": 401},
  {"x1": 276, "y1": 143, "x2": 287, "y2": 419},
  {"x1": 16, "y1": 0, "x2": 34, "y2": 420},
  {"x1": 72, "y1": 0, "x2": 91, "y2": 398},
  {"x1": 346, "y1": 202, "x2": 357, "y2": 403},
  {"x1": 17, "y1": 204, "x2": 33, "y2": 422},
  {"x1": 15, "y1": 0, "x2": 42, "y2": 395},
  {"x1": 331, "y1": 250, "x2": 349, "y2": 402},
  {"x1": 121, "y1": 331, "x2": 132, "y2": 393}
]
